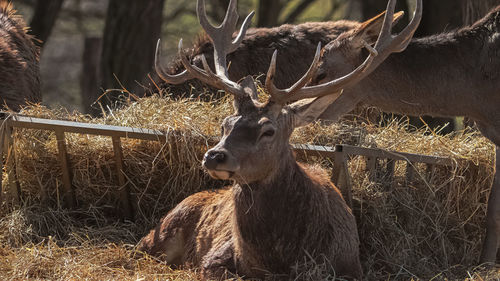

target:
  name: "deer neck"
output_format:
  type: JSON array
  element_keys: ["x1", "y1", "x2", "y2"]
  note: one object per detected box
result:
[
  {"x1": 356, "y1": 21, "x2": 499, "y2": 119},
  {"x1": 230, "y1": 146, "x2": 318, "y2": 271}
]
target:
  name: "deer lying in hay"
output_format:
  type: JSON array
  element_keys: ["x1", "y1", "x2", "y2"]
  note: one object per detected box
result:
[
  {"x1": 137, "y1": 0, "x2": 421, "y2": 279},
  {"x1": 0, "y1": 1, "x2": 40, "y2": 110},
  {"x1": 315, "y1": 0, "x2": 500, "y2": 264}
]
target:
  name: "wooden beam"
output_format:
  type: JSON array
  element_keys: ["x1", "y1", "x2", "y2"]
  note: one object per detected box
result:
[
  {"x1": 4, "y1": 125, "x2": 20, "y2": 205},
  {"x1": 7, "y1": 114, "x2": 167, "y2": 142},
  {"x1": 331, "y1": 147, "x2": 353, "y2": 208},
  {"x1": 367, "y1": 156, "x2": 377, "y2": 181},
  {"x1": 112, "y1": 136, "x2": 134, "y2": 220},
  {"x1": 55, "y1": 130, "x2": 76, "y2": 208},
  {"x1": 292, "y1": 144, "x2": 336, "y2": 158},
  {"x1": 385, "y1": 159, "x2": 395, "y2": 187},
  {"x1": 338, "y1": 144, "x2": 453, "y2": 166}
]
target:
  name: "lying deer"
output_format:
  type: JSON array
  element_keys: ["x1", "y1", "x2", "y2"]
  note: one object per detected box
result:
[
  {"x1": 138, "y1": 0, "x2": 421, "y2": 279},
  {"x1": 0, "y1": 1, "x2": 40, "y2": 110},
  {"x1": 313, "y1": 0, "x2": 499, "y2": 264}
]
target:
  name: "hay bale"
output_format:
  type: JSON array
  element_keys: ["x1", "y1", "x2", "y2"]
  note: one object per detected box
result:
[{"x1": 0, "y1": 95, "x2": 498, "y2": 280}]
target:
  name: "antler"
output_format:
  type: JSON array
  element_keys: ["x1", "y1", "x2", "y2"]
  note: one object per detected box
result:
[
  {"x1": 266, "y1": 42, "x2": 378, "y2": 104},
  {"x1": 155, "y1": 39, "x2": 193, "y2": 84},
  {"x1": 265, "y1": 0, "x2": 422, "y2": 105},
  {"x1": 155, "y1": 0, "x2": 255, "y2": 100}
]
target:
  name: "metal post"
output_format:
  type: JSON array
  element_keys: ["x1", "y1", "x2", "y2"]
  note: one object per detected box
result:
[
  {"x1": 367, "y1": 156, "x2": 377, "y2": 181},
  {"x1": 331, "y1": 145, "x2": 353, "y2": 208}
]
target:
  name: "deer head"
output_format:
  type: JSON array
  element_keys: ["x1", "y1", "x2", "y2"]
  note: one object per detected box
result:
[
  {"x1": 155, "y1": 0, "x2": 416, "y2": 184},
  {"x1": 314, "y1": 0, "x2": 422, "y2": 84}
]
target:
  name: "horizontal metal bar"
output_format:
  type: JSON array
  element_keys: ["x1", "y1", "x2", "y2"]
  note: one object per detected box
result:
[
  {"x1": 5, "y1": 115, "x2": 167, "y2": 142},
  {"x1": 3, "y1": 114, "x2": 453, "y2": 167},
  {"x1": 292, "y1": 144, "x2": 336, "y2": 158},
  {"x1": 336, "y1": 144, "x2": 454, "y2": 166},
  {"x1": 292, "y1": 144, "x2": 453, "y2": 166}
]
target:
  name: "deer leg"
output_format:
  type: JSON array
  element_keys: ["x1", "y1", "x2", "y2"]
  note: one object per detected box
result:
[
  {"x1": 201, "y1": 239, "x2": 236, "y2": 279},
  {"x1": 476, "y1": 122, "x2": 500, "y2": 263}
]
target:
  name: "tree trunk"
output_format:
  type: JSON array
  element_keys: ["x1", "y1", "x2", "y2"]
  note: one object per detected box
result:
[
  {"x1": 28, "y1": 0, "x2": 65, "y2": 48},
  {"x1": 100, "y1": 0, "x2": 165, "y2": 109},
  {"x1": 81, "y1": 37, "x2": 102, "y2": 116},
  {"x1": 282, "y1": 0, "x2": 318, "y2": 24},
  {"x1": 257, "y1": 0, "x2": 285, "y2": 27},
  {"x1": 462, "y1": 0, "x2": 500, "y2": 25},
  {"x1": 414, "y1": 0, "x2": 463, "y2": 37}
]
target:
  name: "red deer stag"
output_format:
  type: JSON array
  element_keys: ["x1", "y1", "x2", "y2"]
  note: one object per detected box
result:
[
  {"x1": 0, "y1": 1, "x2": 40, "y2": 110},
  {"x1": 314, "y1": 0, "x2": 499, "y2": 264},
  {"x1": 138, "y1": 0, "x2": 421, "y2": 279}
]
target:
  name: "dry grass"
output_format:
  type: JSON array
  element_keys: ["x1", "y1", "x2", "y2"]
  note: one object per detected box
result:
[{"x1": 0, "y1": 93, "x2": 498, "y2": 280}]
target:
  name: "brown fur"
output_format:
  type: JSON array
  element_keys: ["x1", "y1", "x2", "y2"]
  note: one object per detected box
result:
[
  {"x1": 138, "y1": 88, "x2": 362, "y2": 279},
  {"x1": 317, "y1": 4, "x2": 500, "y2": 264},
  {"x1": 138, "y1": 163, "x2": 361, "y2": 280},
  {"x1": 0, "y1": 1, "x2": 40, "y2": 110},
  {"x1": 164, "y1": 20, "x2": 359, "y2": 93}
]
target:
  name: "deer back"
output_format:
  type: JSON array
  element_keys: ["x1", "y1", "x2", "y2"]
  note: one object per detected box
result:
[{"x1": 163, "y1": 20, "x2": 359, "y2": 94}]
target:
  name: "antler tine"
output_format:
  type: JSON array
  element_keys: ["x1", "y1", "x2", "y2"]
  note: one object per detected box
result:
[
  {"x1": 393, "y1": 0, "x2": 422, "y2": 51},
  {"x1": 176, "y1": 39, "x2": 244, "y2": 97},
  {"x1": 229, "y1": 11, "x2": 255, "y2": 53},
  {"x1": 376, "y1": 0, "x2": 397, "y2": 46},
  {"x1": 197, "y1": 0, "x2": 218, "y2": 40},
  {"x1": 266, "y1": 43, "x2": 322, "y2": 104},
  {"x1": 374, "y1": 0, "x2": 422, "y2": 53},
  {"x1": 284, "y1": 44, "x2": 378, "y2": 102},
  {"x1": 155, "y1": 39, "x2": 194, "y2": 84},
  {"x1": 276, "y1": 0, "x2": 421, "y2": 103},
  {"x1": 197, "y1": 0, "x2": 254, "y2": 80}
]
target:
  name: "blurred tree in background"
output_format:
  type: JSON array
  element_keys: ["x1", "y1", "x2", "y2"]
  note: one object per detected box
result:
[
  {"x1": 99, "y1": 0, "x2": 165, "y2": 111},
  {"x1": 28, "y1": 0, "x2": 65, "y2": 47}
]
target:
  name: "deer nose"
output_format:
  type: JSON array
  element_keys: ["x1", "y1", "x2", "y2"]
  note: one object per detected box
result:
[{"x1": 203, "y1": 150, "x2": 226, "y2": 170}]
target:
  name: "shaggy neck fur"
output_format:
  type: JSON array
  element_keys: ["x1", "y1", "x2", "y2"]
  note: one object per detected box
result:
[
  {"x1": 353, "y1": 5, "x2": 500, "y2": 121},
  {"x1": 231, "y1": 145, "x2": 325, "y2": 275}
]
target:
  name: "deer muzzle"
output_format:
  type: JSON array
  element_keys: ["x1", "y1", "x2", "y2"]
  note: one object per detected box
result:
[{"x1": 202, "y1": 148, "x2": 240, "y2": 180}]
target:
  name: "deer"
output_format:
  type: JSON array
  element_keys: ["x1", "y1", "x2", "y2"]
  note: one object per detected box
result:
[
  {"x1": 160, "y1": 9, "x2": 404, "y2": 96},
  {"x1": 312, "y1": 0, "x2": 500, "y2": 264},
  {"x1": 137, "y1": 0, "x2": 421, "y2": 279},
  {"x1": 0, "y1": 1, "x2": 41, "y2": 110}
]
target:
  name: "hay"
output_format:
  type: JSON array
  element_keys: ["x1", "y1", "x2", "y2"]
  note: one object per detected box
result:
[{"x1": 0, "y1": 93, "x2": 498, "y2": 280}]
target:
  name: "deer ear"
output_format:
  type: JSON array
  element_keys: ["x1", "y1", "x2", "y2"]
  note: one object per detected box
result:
[
  {"x1": 287, "y1": 91, "x2": 343, "y2": 128},
  {"x1": 352, "y1": 10, "x2": 405, "y2": 46}
]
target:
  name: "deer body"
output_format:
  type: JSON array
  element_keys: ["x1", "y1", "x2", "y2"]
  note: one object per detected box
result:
[
  {"x1": 319, "y1": 26, "x2": 499, "y2": 122},
  {"x1": 139, "y1": 161, "x2": 361, "y2": 279},
  {"x1": 0, "y1": 2, "x2": 40, "y2": 110},
  {"x1": 140, "y1": 0, "x2": 422, "y2": 278},
  {"x1": 317, "y1": 4, "x2": 500, "y2": 263}
]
